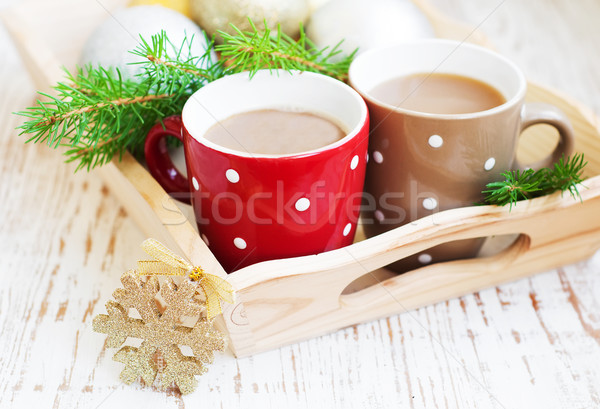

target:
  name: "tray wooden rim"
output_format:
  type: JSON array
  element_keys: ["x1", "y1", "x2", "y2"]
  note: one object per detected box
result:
[{"x1": 95, "y1": 73, "x2": 600, "y2": 357}]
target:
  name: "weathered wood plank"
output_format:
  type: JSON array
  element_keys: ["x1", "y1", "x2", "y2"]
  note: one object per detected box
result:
[{"x1": 0, "y1": 0, "x2": 599, "y2": 407}]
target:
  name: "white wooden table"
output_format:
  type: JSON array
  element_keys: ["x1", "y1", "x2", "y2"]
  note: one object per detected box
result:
[{"x1": 1, "y1": 0, "x2": 599, "y2": 408}]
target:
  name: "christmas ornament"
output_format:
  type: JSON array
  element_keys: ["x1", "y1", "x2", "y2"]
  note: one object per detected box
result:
[
  {"x1": 80, "y1": 5, "x2": 213, "y2": 77},
  {"x1": 129, "y1": 0, "x2": 191, "y2": 17},
  {"x1": 190, "y1": 0, "x2": 310, "y2": 41},
  {"x1": 137, "y1": 239, "x2": 234, "y2": 320},
  {"x1": 306, "y1": 0, "x2": 435, "y2": 58},
  {"x1": 92, "y1": 239, "x2": 234, "y2": 394}
]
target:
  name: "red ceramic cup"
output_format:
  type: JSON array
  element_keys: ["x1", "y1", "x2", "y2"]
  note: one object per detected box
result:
[{"x1": 145, "y1": 70, "x2": 369, "y2": 272}]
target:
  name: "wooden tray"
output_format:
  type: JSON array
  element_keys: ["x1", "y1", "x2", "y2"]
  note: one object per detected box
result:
[{"x1": 4, "y1": 0, "x2": 600, "y2": 358}]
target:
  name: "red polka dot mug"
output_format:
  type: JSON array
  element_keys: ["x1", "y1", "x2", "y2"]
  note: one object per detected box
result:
[{"x1": 145, "y1": 70, "x2": 369, "y2": 272}]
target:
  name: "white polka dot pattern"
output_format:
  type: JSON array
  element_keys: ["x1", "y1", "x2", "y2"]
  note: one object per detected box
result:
[
  {"x1": 343, "y1": 223, "x2": 352, "y2": 236},
  {"x1": 295, "y1": 197, "x2": 310, "y2": 212},
  {"x1": 428, "y1": 134, "x2": 443, "y2": 148},
  {"x1": 373, "y1": 151, "x2": 383, "y2": 164},
  {"x1": 423, "y1": 197, "x2": 438, "y2": 210},
  {"x1": 233, "y1": 237, "x2": 247, "y2": 250},
  {"x1": 418, "y1": 253, "x2": 432, "y2": 264},
  {"x1": 226, "y1": 169, "x2": 240, "y2": 183}
]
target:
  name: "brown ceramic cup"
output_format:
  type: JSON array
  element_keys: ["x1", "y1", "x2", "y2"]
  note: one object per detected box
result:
[{"x1": 349, "y1": 39, "x2": 575, "y2": 272}]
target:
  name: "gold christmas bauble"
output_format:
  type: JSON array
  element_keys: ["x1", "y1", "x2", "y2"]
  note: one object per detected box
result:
[
  {"x1": 129, "y1": 0, "x2": 191, "y2": 17},
  {"x1": 190, "y1": 0, "x2": 310, "y2": 41}
]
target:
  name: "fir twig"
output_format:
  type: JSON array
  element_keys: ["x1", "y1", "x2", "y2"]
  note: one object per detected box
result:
[
  {"x1": 483, "y1": 153, "x2": 587, "y2": 209},
  {"x1": 216, "y1": 20, "x2": 356, "y2": 81},
  {"x1": 15, "y1": 22, "x2": 356, "y2": 171},
  {"x1": 130, "y1": 30, "x2": 224, "y2": 87},
  {"x1": 16, "y1": 66, "x2": 183, "y2": 171},
  {"x1": 15, "y1": 31, "x2": 220, "y2": 171},
  {"x1": 543, "y1": 152, "x2": 587, "y2": 199}
]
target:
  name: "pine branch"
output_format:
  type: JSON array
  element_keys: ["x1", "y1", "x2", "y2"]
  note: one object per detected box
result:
[
  {"x1": 541, "y1": 153, "x2": 587, "y2": 198},
  {"x1": 482, "y1": 153, "x2": 587, "y2": 209},
  {"x1": 15, "y1": 22, "x2": 356, "y2": 171},
  {"x1": 130, "y1": 30, "x2": 224, "y2": 87},
  {"x1": 16, "y1": 31, "x2": 220, "y2": 171},
  {"x1": 17, "y1": 64, "x2": 189, "y2": 171},
  {"x1": 217, "y1": 20, "x2": 356, "y2": 81},
  {"x1": 38, "y1": 93, "x2": 169, "y2": 128}
]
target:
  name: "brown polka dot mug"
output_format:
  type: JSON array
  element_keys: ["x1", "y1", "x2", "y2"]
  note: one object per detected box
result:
[
  {"x1": 145, "y1": 70, "x2": 369, "y2": 273},
  {"x1": 349, "y1": 39, "x2": 574, "y2": 272}
]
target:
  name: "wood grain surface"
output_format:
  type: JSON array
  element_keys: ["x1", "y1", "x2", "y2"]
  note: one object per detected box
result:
[{"x1": 1, "y1": 0, "x2": 599, "y2": 408}]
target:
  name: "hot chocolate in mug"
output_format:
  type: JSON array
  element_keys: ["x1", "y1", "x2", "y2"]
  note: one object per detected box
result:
[
  {"x1": 349, "y1": 40, "x2": 575, "y2": 272},
  {"x1": 145, "y1": 70, "x2": 369, "y2": 272}
]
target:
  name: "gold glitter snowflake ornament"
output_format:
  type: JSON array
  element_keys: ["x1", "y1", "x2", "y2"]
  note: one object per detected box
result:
[{"x1": 93, "y1": 270, "x2": 227, "y2": 394}]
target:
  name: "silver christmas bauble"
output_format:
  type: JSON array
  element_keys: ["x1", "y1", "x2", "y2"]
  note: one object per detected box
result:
[
  {"x1": 190, "y1": 0, "x2": 310, "y2": 41},
  {"x1": 307, "y1": 0, "x2": 435, "y2": 58},
  {"x1": 80, "y1": 5, "x2": 214, "y2": 78}
]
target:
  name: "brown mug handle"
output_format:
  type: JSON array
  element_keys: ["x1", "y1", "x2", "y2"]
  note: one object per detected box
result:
[
  {"x1": 514, "y1": 102, "x2": 575, "y2": 170},
  {"x1": 144, "y1": 115, "x2": 191, "y2": 204}
]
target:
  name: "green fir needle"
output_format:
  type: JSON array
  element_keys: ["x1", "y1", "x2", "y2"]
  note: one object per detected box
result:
[
  {"x1": 15, "y1": 21, "x2": 356, "y2": 172},
  {"x1": 482, "y1": 153, "x2": 587, "y2": 209}
]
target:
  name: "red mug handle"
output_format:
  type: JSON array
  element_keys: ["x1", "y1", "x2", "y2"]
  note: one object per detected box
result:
[{"x1": 144, "y1": 115, "x2": 191, "y2": 204}]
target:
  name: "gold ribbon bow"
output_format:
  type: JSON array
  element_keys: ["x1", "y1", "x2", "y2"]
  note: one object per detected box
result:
[{"x1": 137, "y1": 239, "x2": 234, "y2": 320}]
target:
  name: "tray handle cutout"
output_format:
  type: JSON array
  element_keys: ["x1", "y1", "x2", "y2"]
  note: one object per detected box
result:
[{"x1": 339, "y1": 233, "x2": 531, "y2": 311}]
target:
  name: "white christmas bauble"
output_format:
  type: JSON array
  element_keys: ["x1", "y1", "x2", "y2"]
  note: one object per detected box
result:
[
  {"x1": 306, "y1": 0, "x2": 435, "y2": 57},
  {"x1": 190, "y1": 0, "x2": 310, "y2": 41},
  {"x1": 80, "y1": 5, "x2": 214, "y2": 77}
]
